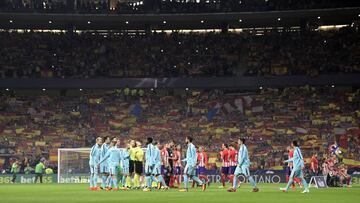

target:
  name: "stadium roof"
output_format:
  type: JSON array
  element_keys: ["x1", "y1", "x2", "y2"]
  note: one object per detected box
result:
[{"x1": 0, "y1": 7, "x2": 359, "y2": 30}]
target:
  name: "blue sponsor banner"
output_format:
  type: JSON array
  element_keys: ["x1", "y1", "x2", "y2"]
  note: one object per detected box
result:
[
  {"x1": 1, "y1": 168, "x2": 358, "y2": 184},
  {"x1": 0, "y1": 174, "x2": 56, "y2": 184},
  {"x1": 204, "y1": 169, "x2": 286, "y2": 183}
]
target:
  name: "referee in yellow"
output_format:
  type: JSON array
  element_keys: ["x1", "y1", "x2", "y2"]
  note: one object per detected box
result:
[
  {"x1": 128, "y1": 140, "x2": 137, "y2": 188},
  {"x1": 134, "y1": 141, "x2": 144, "y2": 189}
]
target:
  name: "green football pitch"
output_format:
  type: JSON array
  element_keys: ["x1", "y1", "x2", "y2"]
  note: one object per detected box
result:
[{"x1": 0, "y1": 184, "x2": 358, "y2": 203}]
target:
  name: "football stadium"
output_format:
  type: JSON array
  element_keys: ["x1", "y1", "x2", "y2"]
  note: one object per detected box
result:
[{"x1": 0, "y1": 1, "x2": 359, "y2": 203}]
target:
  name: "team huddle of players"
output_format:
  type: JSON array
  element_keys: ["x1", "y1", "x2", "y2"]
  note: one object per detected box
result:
[
  {"x1": 322, "y1": 154, "x2": 352, "y2": 187},
  {"x1": 89, "y1": 136, "x2": 309, "y2": 193}
]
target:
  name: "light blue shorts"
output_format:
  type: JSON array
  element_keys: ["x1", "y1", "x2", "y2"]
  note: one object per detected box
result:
[
  {"x1": 109, "y1": 164, "x2": 118, "y2": 175},
  {"x1": 234, "y1": 165, "x2": 250, "y2": 176},
  {"x1": 122, "y1": 165, "x2": 129, "y2": 174},
  {"x1": 152, "y1": 165, "x2": 161, "y2": 175},
  {"x1": 289, "y1": 168, "x2": 304, "y2": 179},
  {"x1": 100, "y1": 163, "x2": 109, "y2": 173},
  {"x1": 184, "y1": 164, "x2": 196, "y2": 176},
  {"x1": 89, "y1": 164, "x2": 98, "y2": 174},
  {"x1": 144, "y1": 163, "x2": 153, "y2": 175}
]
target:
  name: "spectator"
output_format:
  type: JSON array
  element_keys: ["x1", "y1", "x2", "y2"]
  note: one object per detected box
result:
[
  {"x1": 10, "y1": 159, "x2": 20, "y2": 183},
  {"x1": 0, "y1": 28, "x2": 359, "y2": 79},
  {"x1": 310, "y1": 153, "x2": 319, "y2": 176},
  {"x1": 34, "y1": 159, "x2": 46, "y2": 183},
  {"x1": 45, "y1": 167, "x2": 54, "y2": 174},
  {"x1": 24, "y1": 163, "x2": 34, "y2": 174},
  {"x1": 0, "y1": 85, "x2": 359, "y2": 171}
]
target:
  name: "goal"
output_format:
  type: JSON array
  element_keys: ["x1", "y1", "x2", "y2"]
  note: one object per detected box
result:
[
  {"x1": 57, "y1": 147, "x2": 146, "y2": 184},
  {"x1": 58, "y1": 148, "x2": 93, "y2": 183}
]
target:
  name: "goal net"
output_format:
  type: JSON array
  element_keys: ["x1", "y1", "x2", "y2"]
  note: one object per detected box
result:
[
  {"x1": 58, "y1": 148, "x2": 92, "y2": 183},
  {"x1": 57, "y1": 147, "x2": 146, "y2": 184}
]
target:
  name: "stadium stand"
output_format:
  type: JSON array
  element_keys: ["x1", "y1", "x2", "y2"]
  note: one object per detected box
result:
[
  {"x1": 0, "y1": 0, "x2": 359, "y2": 190},
  {"x1": 0, "y1": 86, "x2": 359, "y2": 173},
  {"x1": 0, "y1": 27, "x2": 359, "y2": 79}
]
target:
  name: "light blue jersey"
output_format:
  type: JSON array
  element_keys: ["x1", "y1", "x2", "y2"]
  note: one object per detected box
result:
[
  {"x1": 238, "y1": 144, "x2": 250, "y2": 167},
  {"x1": 285, "y1": 146, "x2": 304, "y2": 170},
  {"x1": 99, "y1": 143, "x2": 110, "y2": 173},
  {"x1": 99, "y1": 146, "x2": 121, "y2": 166},
  {"x1": 89, "y1": 144, "x2": 101, "y2": 166},
  {"x1": 182, "y1": 142, "x2": 203, "y2": 188},
  {"x1": 183, "y1": 143, "x2": 197, "y2": 166},
  {"x1": 283, "y1": 146, "x2": 308, "y2": 192},
  {"x1": 145, "y1": 143, "x2": 155, "y2": 166},
  {"x1": 121, "y1": 149, "x2": 130, "y2": 168},
  {"x1": 101, "y1": 143, "x2": 110, "y2": 155},
  {"x1": 153, "y1": 146, "x2": 161, "y2": 167},
  {"x1": 233, "y1": 144, "x2": 257, "y2": 189},
  {"x1": 151, "y1": 146, "x2": 162, "y2": 175},
  {"x1": 89, "y1": 144, "x2": 101, "y2": 187},
  {"x1": 100, "y1": 143, "x2": 110, "y2": 162},
  {"x1": 99, "y1": 146, "x2": 121, "y2": 175}
]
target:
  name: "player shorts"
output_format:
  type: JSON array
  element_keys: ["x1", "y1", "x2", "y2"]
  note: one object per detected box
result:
[
  {"x1": 234, "y1": 165, "x2": 250, "y2": 177},
  {"x1": 144, "y1": 163, "x2": 153, "y2": 175},
  {"x1": 89, "y1": 164, "x2": 98, "y2": 174},
  {"x1": 184, "y1": 164, "x2": 196, "y2": 176},
  {"x1": 134, "y1": 161, "x2": 143, "y2": 174},
  {"x1": 129, "y1": 160, "x2": 135, "y2": 173},
  {"x1": 197, "y1": 166, "x2": 207, "y2": 175},
  {"x1": 174, "y1": 166, "x2": 181, "y2": 175},
  {"x1": 122, "y1": 165, "x2": 129, "y2": 174},
  {"x1": 161, "y1": 165, "x2": 168, "y2": 175},
  {"x1": 229, "y1": 166, "x2": 237, "y2": 174},
  {"x1": 289, "y1": 168, "x2": 304, "y2": 179},
  {"x1": 152, "y1": 165, "x2": 161, "y2": 175},
  {"x1": 109, "y1": 164, "x2": 118, "y2": 175},
  {"x1": 100, "y1": 163, "x2": 108, "y2": 173},
  {"x1": 221, "y1": 167, "x2": 229, "y2": 175},
  {"x1": 168, "y1": 164, "x2": 174, "y2": 174}
]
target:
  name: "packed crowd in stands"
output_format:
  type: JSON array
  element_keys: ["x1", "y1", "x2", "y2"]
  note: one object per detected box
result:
[
  {"x1": 1, "y1": 27, "x2": 360, "y2": 78},
  {"x1": 0, "y1": 31, "x2": 239, "y2": 78},
  {"x1": 245, "y1": 28, "x2": 360, "y2": 76},
  {"x1": 1, "y1": 0, "x2": 359, "y2": 14},
  {"x1": 0, "y1": 86, "x2": 359, "y2": 174}
]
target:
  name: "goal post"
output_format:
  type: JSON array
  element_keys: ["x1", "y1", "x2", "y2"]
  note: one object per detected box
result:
[
  {"x1": 57, "y1": 147, "x2": 146, "y2": 184},
  {"x1": 58, "y1": 148, "x2": 92, "y2": 183}
]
